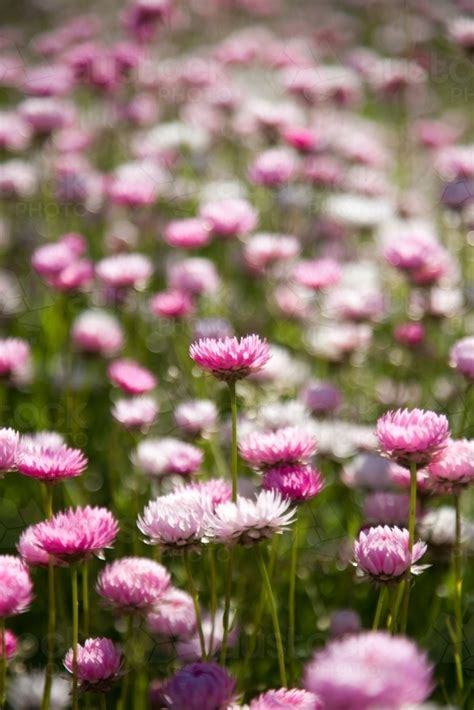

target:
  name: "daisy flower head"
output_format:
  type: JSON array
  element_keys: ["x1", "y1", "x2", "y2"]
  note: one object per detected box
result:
[{"x1": 190, "y1": 335, "x2": 270, "y2": 382}]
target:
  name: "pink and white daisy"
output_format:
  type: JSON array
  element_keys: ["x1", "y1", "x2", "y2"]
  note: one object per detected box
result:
[
  {"x1": 18, "y1": 524, "x2": 51, "y2": 567},
  {"x1": 97, "y1": 557, "x2": 170, "y2": 613},
  {"x1": 34, "y1": 506, "x2": 119, "y2": 563},
  {"x1": 149, "y1": 290, "x2": 194, "y2": 318},
  {"x1": 108, "y1": 359, "x2": 156, "y2": 395},
  {"x1": 64, "y1": 638, "x2": 122, "y2": 691},
  {"x1": 248, "y1": 147, "x2": 298, "y2": 187},
  {"x1": 138, "y1": 488, "x2": 210, "y2": 549},
  {"x1": 133, "y1": 437, "x2": 203, "y2": 477},
  {"x1": 146, "y1": 587, "x2": 196, "y2": 638},
  {"x1": 174, "y1": 400, "x2": 218, "y2": 435},
  {"x1": 205, "y1": 490, "x2": 296, "y2": 545},
  {"x1": 426, "y1": 439, "x2": 474, "y2": 493},
  {"x1": 111, "y1": 395, "x2": 159, "y2": 429},
  {"x1": 376, "y1": 408, "x2": 450, "y2": 467},
  {"x1": 0, "y1": 338, "x2": 31, "y2": 379},
  {"x1": 249, "y1": 688, "x2": 322, "y2": 709},
  {"x1": 0, "y1": 428, "x2": 19, "y2": 473},
  {"x1": 293, "y1": 258, "x2": 342, "y2": 291},
  {"x1": 450, "y1": 336, "x2": 474, "y2": 381},
  {"x1": 199, "y1": 198, "x2": 257, "y2": 238},
  {"x1": 164, "y1": 218, "x2": 213, "y2": 249},
  {"x1": 354, "y1": 526, "x2": 427, "y2": 581},
  {"x1": 262, "y1": 464, "x2": 324, "y2": 503},
  {"x1": 96, "y1": 253, "x2": 153, "y2": 290},
  {"x1": 239, "y1": 426, "x2": 317, "y2": 469},
  {"x1": 72, "y1": 310, "x2": 124, "y2": 357},
  {"x1": 15, "y1": 441, "x2": 87, "y2": 482},
  {"x1": 0, "y1": 556, "x2": 33, "y2": 617},
  {"x1": 167, "y1": 258, "x2": 220, "y2": 297},
  {"x1": 190, "y1": 335, "x2": 270, "y2": 382},
  {"x1": 243, "y1": 233, "x2": 300, "y2": 273}
]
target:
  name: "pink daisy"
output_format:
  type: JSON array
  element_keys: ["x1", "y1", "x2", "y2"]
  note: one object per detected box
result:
[
  {"x1": 376, "y1": 408, "x2": 450, "y2": 467},
  {"x1": 97, "y1": 557, "x2": 170, "y2": 613},
  {"x1": 239, "y1": 426, "x2": 317, "y2": 469},
  {"x1": 293, "y1": 258, "x2": 342, "y2": 291},
  {"x1": 15, "y1": 441, "x2": 87, "y2": 482},
  {"x1": 138, "y1": 488, "x2": 209, "y2": 549},
  {"x1": 149, "y1": 290, "x2": 194, "y2": 319},
  {"x1": 164, "y1": 218, "x2": 213, "y2": 249},
  {"x1": 0, "y1": 428, "x2": 19, "y2": 473},
  {"x1": 249, "y1": 688, "x2": 322, "y2": 709},
  {"x1": 146, "y1": 587, "x2": 196, "y2": 638},
  {"x1": 0, "y1": 556, "x2": 33, "y2": 617},
  {"x1": 426, "y1": 439, "x2": 474, "y2": 493},
  {"x1": 108, "y1": 359, "x2": 156, "y2": 394},
  {"x1": 133, "y1": 438, "x2": 203, "y2": 477},
  {"x1": 354, "y1": 526, "x2": 427, "y2": 581},
  {"x1": 189, "y1": 335, "x2": 270, "y2": 382},
  {"x1": 111, "y1": 396, "x2": 159, "y2": 429},
  {"x1": 64, "y1": 638, "x2": 122, "y2": 691},
  {"x1": 262, "y1": 464, "x2": 324, "y2": 503}
]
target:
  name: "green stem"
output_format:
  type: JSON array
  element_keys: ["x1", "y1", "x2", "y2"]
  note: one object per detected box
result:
[
  {"x1": 372, "y1": 586, "x2": 387, "y2": 631},
  {"x1": 288, "y1": 515, "x2": 299, "y2": 685},
  {"x1": 41, "y1": 484, "x2": 55, "y2": 710},
  {"x1": 400, "y1": 461, "x2": 418, "y2": 633},
  {"x1": 71, "y1": 566, "x2": 79, "y2": 710},
  {"x1": 453, "y1": 493, "x2": 464, "y2": 703},
  {"x1": 220, "y1": 547, "x2": 234, "y2": 665},
  {"x1": 389, "y1": 582, "x2": 405, "y2": 633},
  {"x1": 208, "y1": 547, "x2": 218, "y2": 655},
  {"x1": 82, "y1": 563, "x2": 90, "y2": 637},
  {"x1": 118, "y1": 615, "x2": 134, "y2": 710},
  {"x1": 256, "y1": 545, "x2": 287, "y2": 687},
  {"x1": 99, "y1": 694, "x2": 107, "y2": 710},
  {"x1": 183, "y1": 550, "x2": 206, "y2": 659},
  {"x1": 0, "y1": 618, "x2": 5, "y2": 710},
  {"x1": 228, "y1": 381, "x2": 238, "y2": 502}
]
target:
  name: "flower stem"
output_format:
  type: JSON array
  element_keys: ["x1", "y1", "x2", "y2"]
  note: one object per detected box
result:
[
  {"x1": 118, "y1": 615, "x2": 134, "y2": 710},
  {"x1": 41, "y1": 484, "x2": 55, "y2": 710},
  {"x1": 183, "y1": 550, "x2": 206, "y2": 659},
  {"x1": 228, "y1": 381, "x2": 238, "y2": 502},
  {"x1": 82, "y1": 562, "x2": 90, "y2": 637},
  {"x1": 71, "y1": 566, "x2": 79, "y2": 710},
  {"x1": 220, "y1": 547, "x2": 234, "y2": 665},
  {"x1": 372, "y1": 586, "x2": 387, "y2": 631},
  {"x1": 288, "y1": 514, "x2": 299, "y2": 685},
  {"x1": 389, "y1": 582, "x2": 405, "y2": 633},
  {"x1": 208, "y1": 546, "x2": 218, "y2": 655},
  {"x1": 99, "y1": 694, "x2": 107, "y2": 710},
  {"x1": 0, "y1": 618, "x2": 6, "y2": 710},
  {"x1": 400, "y1": 460, "x2": 418, "y2": 633},
  {"x1": 256, "y1": 545, "x2": 287, "y2": 687},
  {"x1": 453, "y1": 493, "x2": 464, "y2": 703}
]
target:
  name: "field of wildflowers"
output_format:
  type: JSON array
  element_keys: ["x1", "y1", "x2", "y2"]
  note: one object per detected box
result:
[{"x1": 0, "y1": 0, "x2": 473, "y2": 707}]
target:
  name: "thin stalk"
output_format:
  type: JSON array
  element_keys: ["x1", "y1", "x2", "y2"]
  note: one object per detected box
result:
[
  {"x1": 288, "y1": 514, "x2": 299, "y2": 685},
  {"x1": 0, "y1": 618, "x2": 5, "y2": 710},
  {"x1": 256, "y1": 545, "x2": 287, "y2": 687},
  {"x1": 400, "y1": 461, "x2": 418, "y2": 632},
  {"x1": 453, "y1": 493, "x2": 464, "y2": 703},
  {"x1": 41, "y1": 484, "x2": 55, "y2": 710},
  {"x1": 372, "y1": 586, "x2": 388, "y2": 631},
  {"x1": 183, "y1": 550, "x2": 206, "y2": 659},
  {"x1": 208, "y1": 547, "x2": 218, "y2": 655},
  {"x1": 118, "y1": 615, "x2": 134, "y2": 710},
  {"x1": 220, "y1": 547, "x2": 234, "y2": 665},
  {"x1": 99, "y1": 694, "x2": 107, "y2": 710},
  {"x1": 71, "y1": 566, "x2": 79, "y2": 710},
  {"x1": 389, "y1": 582, "x2": 405, "y2": 633},
  {"x1": 82, "y1": 562, "x2": 90, "y2": 637},
  {"x1": 228, "y1": 381, "x2": 238, "y2": 501}
]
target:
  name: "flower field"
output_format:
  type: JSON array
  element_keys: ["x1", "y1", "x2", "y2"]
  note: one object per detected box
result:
[{"x1": 0, "y1": 0, "x2": 473, "y2": 708}]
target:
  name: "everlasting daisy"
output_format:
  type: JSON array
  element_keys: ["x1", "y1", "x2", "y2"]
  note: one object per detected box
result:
[
  {"x1": 107, "y1": 359, "x2": 156, "y2": 394},
  {"x1": 0, "y1": 338, "x2": 31, "y2": 380},
  {"x1": 362, "y1": 492, "x2": 414, "y2": 527},
  {"x1": 190, "y1": 335, "x2": 270, "y2": 382},
  {"x1": 354, "y1": 526, "x2": 427, "y2": 582},
  {"x1": 138, "y1": 488, "x2": 209, "y2": 549},
  {"x1": 303, "y1": 631, "x2": 433, "y2": 710},
  {"x1": 249, "y1": 688, "x2": 322, "y2": 709},
  {"x1": 146, "y1": 587, "x2": 196, "y2": 638},
  {"x1": 164, "y1": 218, "x2": 212, "y2": 249},
  {"x1": 133, "y1": 437, "x2": 203, "y2": 477},
  {"x1": 161, "y1": 662, "x2": 236, "y2": 710},
  {"x1": 168, "y1": 258, "x2": 219, "y2": 297},
  {"x1": 34, "y1": 506, "x2": 119, "y2": 563},
  {"x1": 239, "y1": 426, "x2": 317, "y2": 469},
  {"x1": 0, "y1": 556, "x2": 33, "y2": 617},
  {"x1": 149, "y1": 290, "x2": 194, "y2": 318},
  {"x1": 72, "y1": 310, "x2": 124, "y2": 357},
  {"x1": 205, "y1": 490, "x2": 296, "y2": 546},
  {"x1": 97, "y1": 557, "x2": 170, "y2": 613},
  {"x1": 262, "y1": 464, "x2": 324, "y2": 503},
  {"x1": 450, "y1": 336, "x2": 474, "y2": 381},
  {"x1": 18, "y1": 524, "x2": 53, "y2": 567},
  {"x1": 0, "y1": 428, "x2": 19, "y2": 473},
  {"x1": 174, "y1": 400, "x2": 218, "y2": 435},
  {"x1": 199, "y1": 198, "x2": 257, "y2": 238},
  {"x1": 15, "y1": 441, "x2": 87, "y2": 482},
  {"x1": 111, "y1": 395, "x2": 159, "y2": 429},
  {"x1": 376, "y1": 408, "x2": 450, "y2": 467},
  {"x1": 426, "y1": 439, "x2": 474, "y2": 493},
  {"x1": 64, "y1": 638, "x2": 122, "y2": 692},
  {"x1": 96, "y1": 253, "x2": 153, "y2": 290},
  {"x1": 293, "y1": 258, "x2": 342, "y2": 291}
]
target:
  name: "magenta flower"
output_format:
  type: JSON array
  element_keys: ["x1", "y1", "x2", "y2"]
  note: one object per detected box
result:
[
  {"x1": 34, "y1": 506, "x2": 119, "y2": 563},
  {"x1": 0, "y1": 338, "x2": 31, "y2": 379},
  {"x1": 97, "y1": 557, "x2": 170, "y2": 613},
  {"x1": 303, "y1": 631, "x2": 433, "y2": 710},
  {"x1": 133, "y1": 437, "x2": 203, "y2": 477},
  {"x1": 190, "y1": 335, "x2": 270, "y2": 382},
  {"x1": 376, "y1": 408, "x2": 450, "y2": 467},
  {"x1": 108, "y1": 359, "x2": 156, "y2": 395},
  {"x1": 262, "y1": 464, "x2": 324, "y2": 503},
  {"x1": 174, "y1": 400, "x2": 218, "y2": 435},
  {"x1": 0, "y1": 630, "x2": 17, "y2": 660},
  {"x1": 138, "y1": 488, "x2": 209, "y2": 549},
  {"x1": 96, "y1": 253, "x2": 153, "y2": 289},
  {"x1": 354, "y1": 526, "x2": 427, "y2": 581},
  {"x1": 427, "y1": 439, "x2": 474, "y2": 493},
  {"x1": 199, "y1": 198, "x2": 257, "y2": 238},
  {"x1": 0, "y1": 556, "x2": 33, "y2": 617},
  {"x1": 394, "y1": 322, "x2": 425, "y2": 348},
  {"x1": 72, "y1": 310, "x2": 124, "y2": 357},
  {"x1": 149, "y1": 290, "x2": 194, "y2": 318},
  {"x1": 239, "y1": 426, "x2": 317, "y2": 469},
  {"x1": 164, "y1": 218, "x2": 213, "y2": 249},
  {"x1": 146, "y1": 587, "x2": 196, "y2": 638},
  {"x1": 0, "y1": 428, "x2": 19, "y2": 473},
  {"x1": 64, "y1": 638, "x2": 122, "y2": 691},
  {"x1": 205, "y1": 490, "x2": 296, "y2": 545},
  {"x1": 293, "y1": 258, "x2": 342, "y2": 291},
  {"x1": 111, "y1": 396, "x2": 159, "y2": 429},
  {"x1": 450, "y1": 336, "x2": 474, "y2": 381},
  {"x1": 32, "y1": 233, "x2": 85, "y2": 279},
  {"x1": 161, "y1": 662, "x2": 236, "y2": 710},
  {"x1": 249, "y1": 688, "x2": 322, "y2": 709},
  {"x1": 15, "y1": 441, "x2": 87, "y2": 482}
]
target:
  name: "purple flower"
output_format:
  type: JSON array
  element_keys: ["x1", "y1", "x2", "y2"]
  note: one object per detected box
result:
[
  {"x1": 262, "y1": 464, "x2": 324, "y2": 503},
  {"x1": 161, "y1": 662, "x2": 236, "y2": 710},
  {"x1": 354, "y1": 526, "x2": 427, "y2": 581},
  {"x1": 190, "y1": 335, "x2": 270, "y2": 382},
  {"x1": 97, "y1": 557, "x2": 170, "y2": 613},
  {"x1": 303, "y1": 631, "x2": 433, "y2": 709},
  {"x1": 362, "y1": 492, "x2": 414, "y2": 527},
  {"x1": 376, "y1": 408, "x2": 450, "y2": 467}
]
